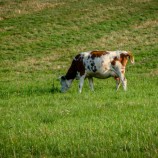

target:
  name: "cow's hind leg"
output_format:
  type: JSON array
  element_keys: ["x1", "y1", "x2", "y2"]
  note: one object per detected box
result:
[
  {"x1": 119, "y1": 73, "x2": 127, "y2": 91},
  {"x1": 113, "y1": 62, "x2": 127, "y2": 91},
  {"x1": 123, "y1": 77, "x2": 127, "y2": 91},
  {"x1": 88, "y1": 77, "x2": 94, "y2": 91},
  {"x1": 115, "y1": 77, "x2": 121, "y2": 91}
]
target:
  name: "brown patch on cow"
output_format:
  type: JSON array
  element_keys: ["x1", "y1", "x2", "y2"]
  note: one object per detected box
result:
[
  {"x1": 114, "y1": 77, "x2": 120, "y2": 80},
  {"x1": 120, "y1": 53, "x2": 128, "y2": 67},
  {"x1": 111, "y1": 54, "x2": 128, "y2": 67},
  {"x1": 76, "y1": 56, "x2": 85, "y2": 76},
  {"x1": 65, "y1": 60, "x2": 76, "y2": 80},
  {"x1": 111, "y1": 57, "x2": 119, "y2": 65},
  {"x1": 65, "y1": 54, "x2": 85, "y2": 80},
  {"x1": 91, "y1": 51, "x2": 109, "y2": 59}
]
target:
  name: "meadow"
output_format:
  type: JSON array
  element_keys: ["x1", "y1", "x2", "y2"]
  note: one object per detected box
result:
[{"x1": 0, "y1": 0, "x2": 158, "y2": 157}]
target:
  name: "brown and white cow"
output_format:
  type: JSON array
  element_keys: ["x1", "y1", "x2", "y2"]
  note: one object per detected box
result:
[{"x1": 59, "y1": 50, "x2": 134, "y2": 93}]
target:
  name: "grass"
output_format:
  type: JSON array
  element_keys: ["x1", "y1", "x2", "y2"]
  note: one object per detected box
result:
[{"x1": 0, "y1": 0, "x2": 158, "y2": 157}]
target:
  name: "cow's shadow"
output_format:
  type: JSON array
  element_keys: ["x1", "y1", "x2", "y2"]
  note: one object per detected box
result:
[{"x1": 50, "y1": 83, "x2": 60, "y2": 94}]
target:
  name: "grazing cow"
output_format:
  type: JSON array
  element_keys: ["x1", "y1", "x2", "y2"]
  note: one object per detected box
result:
[{"x1": 59, "y1": 50, "x2": 134, "y2": 93}]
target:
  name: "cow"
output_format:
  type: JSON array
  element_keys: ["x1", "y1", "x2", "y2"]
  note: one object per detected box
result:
[{"x1": 59, "y1": 50, "x2": 134, "y2": 93}]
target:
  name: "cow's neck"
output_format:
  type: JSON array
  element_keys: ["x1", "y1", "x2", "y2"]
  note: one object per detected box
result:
[
  {"x1": 65, "y1": 62, "x2": 77, "y2": 80},
  {"x1": 65, "y1": 71, "x2": 76, "y2": 80}
]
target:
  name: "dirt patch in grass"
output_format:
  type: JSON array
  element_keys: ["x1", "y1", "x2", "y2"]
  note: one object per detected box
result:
[
  {"x1": 89, "y1": 19, "x2": 158, "y2": 51},
  {"x1": 134, "y1": 0, "x2": 152, "y2": 2},
  {"x1": 133, "y1": 20, "x2": 158, "y2": 29},
  {"x1": 0, "y1": 0, "x2": 65, "y2": 20},
  {"x1": 14, "y1": 50, "x2": 68, "y2": 72},
  {"x1": 150, "y1": 69, "x2": 158, "y2": 76}
]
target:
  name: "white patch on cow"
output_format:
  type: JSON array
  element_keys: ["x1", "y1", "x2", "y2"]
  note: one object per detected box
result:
[{"x1": 80, "y1": 51, "x2": 92, "y2": 57}]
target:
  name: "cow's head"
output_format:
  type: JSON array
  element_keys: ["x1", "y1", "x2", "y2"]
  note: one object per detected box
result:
[{"x1": 59, "y1": 76, "x2": 70, "y2": 93}]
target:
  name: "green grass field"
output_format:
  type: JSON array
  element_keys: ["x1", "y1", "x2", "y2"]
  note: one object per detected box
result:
[{"x1": 0, "y1": 0, "x2": 158, "y2": 157}]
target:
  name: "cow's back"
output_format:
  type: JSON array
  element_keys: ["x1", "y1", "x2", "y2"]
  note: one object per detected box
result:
[{"x1": 81, "y1": 51, "x2": 111, "y2": 75}]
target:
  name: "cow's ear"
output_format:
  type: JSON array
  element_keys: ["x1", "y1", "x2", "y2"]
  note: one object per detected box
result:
[
  {"x1": 61, "y1": 76, "x2": 66, "y2": 80},
  {"x1": 58, "y1": 76, "x2": 65, "y2": 81}
]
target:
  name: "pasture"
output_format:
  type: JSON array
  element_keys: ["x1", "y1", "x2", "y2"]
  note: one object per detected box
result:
[{"x1": 0, "y1": 0, "x2": 158, "y2": 157}]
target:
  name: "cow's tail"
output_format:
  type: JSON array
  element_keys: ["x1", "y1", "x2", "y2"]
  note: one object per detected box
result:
[{"x1": 127, "y1": 52, "x2": 134, "y2": 64}]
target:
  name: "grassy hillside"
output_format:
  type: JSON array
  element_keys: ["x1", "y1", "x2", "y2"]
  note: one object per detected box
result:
[{"x1": 0, "y1": 0, "x2": 158, "y2": 157}]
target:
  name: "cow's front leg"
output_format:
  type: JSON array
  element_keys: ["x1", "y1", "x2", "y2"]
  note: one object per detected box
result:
[
  {"x1": 79, "y1": 76, "x2": 85, "y2": 93},
  {"x1": 88, "y1": 77, "x2": 94, "y2": 91}
]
